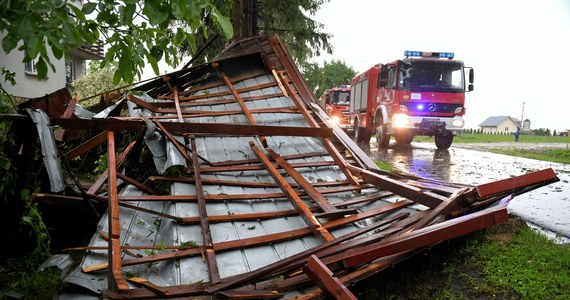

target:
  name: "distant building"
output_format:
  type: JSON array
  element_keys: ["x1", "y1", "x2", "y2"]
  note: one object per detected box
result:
[
  {"x1": 521, "y1": 119, "x2": 531, "y2": 133},
  {"x1": 479, "y1": 116, "x2": 520, "y2": 134}
]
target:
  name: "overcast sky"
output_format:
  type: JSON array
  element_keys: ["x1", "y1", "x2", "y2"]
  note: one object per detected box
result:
[{"x1": 312, "y1": 0, "x2": 570, "y2": 131}]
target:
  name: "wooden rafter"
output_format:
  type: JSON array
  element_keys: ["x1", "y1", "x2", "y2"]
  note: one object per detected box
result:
[{"x1": 106, "y1": 131, "x2": 129, "y2": 292}]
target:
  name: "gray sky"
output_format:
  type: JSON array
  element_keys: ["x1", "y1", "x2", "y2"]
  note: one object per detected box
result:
[{"x1": 313, "y1": 0, "x2": 570, "y2": 131}]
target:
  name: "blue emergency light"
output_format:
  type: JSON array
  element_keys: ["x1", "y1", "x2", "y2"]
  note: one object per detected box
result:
[{"x1": 404, "y1": 51, "x2": 454, "y2": 59}]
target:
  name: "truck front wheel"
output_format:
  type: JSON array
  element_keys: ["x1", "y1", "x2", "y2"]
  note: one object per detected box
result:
[
  {"x1": 435, "y1": 132, "x2": 453, "y2": 150},
  {"x1": 375, "y1": 121, "x2": 390, "y2": 148}
]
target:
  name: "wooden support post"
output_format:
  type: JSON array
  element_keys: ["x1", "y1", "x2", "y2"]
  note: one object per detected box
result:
[{"x1": 106, "y1": 131, "x2": 129, "y2": 292}]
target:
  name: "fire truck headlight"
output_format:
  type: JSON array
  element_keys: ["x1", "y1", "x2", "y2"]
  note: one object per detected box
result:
[
  {"x1": 399, "y1": 105, "x2": 408, "y2": 112},
  {"x1": 393, "y1": 113, "x2": 410, "y2": 128},
  {"x1": 452, "y1": 119, "x2": 464, "y2": 127},
  {"x1": 331, "y1": 115, "x2": 341, "y2": 124},
  {"x1": 454, "y1": 107, "x2": 464, "y2": 114}
]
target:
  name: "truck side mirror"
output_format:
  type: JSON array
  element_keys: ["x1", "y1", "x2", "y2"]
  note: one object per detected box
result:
[
  {"x1": 468, "y1": 84, "x2": 474, "y2": 91},
  {"x1": 469, "y1": 68, "x2": 474, "y2": 83}
]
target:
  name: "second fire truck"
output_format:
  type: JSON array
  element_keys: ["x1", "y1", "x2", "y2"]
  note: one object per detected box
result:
[
  {"x1": 349, "y1": 51, "x2": 474, "y2": 149},
  {"x1": 319, "y1": 85, "x2": 352, "y2": 130}
]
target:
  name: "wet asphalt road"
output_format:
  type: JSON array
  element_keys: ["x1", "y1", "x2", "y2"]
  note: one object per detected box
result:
[{"x1": 358, "y1": 140, "x2": 570, "y2": 240}]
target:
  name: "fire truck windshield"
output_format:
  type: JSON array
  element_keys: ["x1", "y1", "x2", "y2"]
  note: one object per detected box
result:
[
  {"x1": 330, "y1": 91, "x2": 350, "y2": 105},
  {"x1": 398, "y1": 61, "x2": 464, "y2": 93}
]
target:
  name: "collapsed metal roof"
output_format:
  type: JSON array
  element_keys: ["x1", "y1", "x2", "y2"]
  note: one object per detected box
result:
[{"x1": 28, "y1": 35, "x2": 558, "y2": 299}]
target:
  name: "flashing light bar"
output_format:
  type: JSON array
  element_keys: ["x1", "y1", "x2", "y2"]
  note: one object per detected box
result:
[{"x1": 404, "y1": 51, "x2": 454, "y2": 59}]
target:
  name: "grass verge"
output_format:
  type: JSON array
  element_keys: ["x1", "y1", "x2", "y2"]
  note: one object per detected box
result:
[
  {"x1": 414, "y1": 133, "x2": 568, "y2": 144},
  {"x1": 490, "y1": 148, "x2": 570, "y2": 164},
  {"x1": 352, "y1": 216, "x2": 570, "y2": 299}
]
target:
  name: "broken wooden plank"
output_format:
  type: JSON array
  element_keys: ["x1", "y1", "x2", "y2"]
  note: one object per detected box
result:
[
  {"x1": 265, "y1": 147, "x2": 357, "y2": 219},
  {"x1": 63, "y1": 131, "x2": 108, "y2": 161},
  {"x1": 249, "y1": 141, "x2": 333, "y2": 242},
  {"x1": 51, "y1": 117, "x2": 333, "y2": 137},
  {"x1": 126, "y1": 277, "x2": 170, "y2": 296},
  {"x1": 190, "y1": 135, "x2": 220, "y2": 283},
  {"x1": 277, "y1": 70, "x2": 359, "y2": 186},
  {"x1": 118, "y1": 184, "x2": 375, "y2": 202},
  {"x1": 83, "y1": 200, "x2": 411, "y2": 274},
  {"x1": 341, "y1": 205, "x2": 509, "y2": 268},
  {"x1": 106, "y1": 131, "x2": 129, "y2": 292},
  {"x1": 206, "y1": 210, "x2": 409, "y2": 293},
  {"x1": 476, "y1": 168, "x2": 559, "y2": 198},
  {"x1": 304, "y1": 255, "x2": 357, "y2": 300},
  {"x1": 216, "y1": 290, "x2": 282, "y2": 299},
  {"x1": 347, "y1": 164, "x2": 447, "y2": 209}
]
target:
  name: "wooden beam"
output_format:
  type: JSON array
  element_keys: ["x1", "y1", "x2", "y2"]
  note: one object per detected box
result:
[
  {"x1": 341, "y1": 206, "x2": 509, "y2": 268},
  {"x1": 265, "y1": 147, "x2": 357, "y2": 219},
  {"x1": 51, "y1": 117, "x2": 333, "y2": 138},
  {"x1": 63, "y1": 131, "x2": 107, "y2": 161},
  {"x1": 304, "y1": 255, "x2": 357, "y2": 300},
  {"x1": 190, "y1": 135, "x2": 220, "y2": 283},
  {"x1": 249, "y1": 141, "x2": 334, "y2": 242},
  {"x1": 277, "y1": 71, "x2": 359, "y2": 186},
  {"x1": 106, "y1": 131, "x2": 129, "y2": 292},
  {"x1": 83, "y1": 201, "x2": 411, "y2": 274}
]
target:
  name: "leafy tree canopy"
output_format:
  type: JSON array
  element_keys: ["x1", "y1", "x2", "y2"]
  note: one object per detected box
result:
[
  {"x1": 184, "y1": 0, "x2": 333, "y2": 66},
  {"x1": 302, "y1": 59, "x2": 356, "y2": 99},
  {"x1": 72, "y1": 61, "x2": 126, "y2": 104},
  {"x1": 0, "y1": 0, "x2": 233, "y2": 84}
]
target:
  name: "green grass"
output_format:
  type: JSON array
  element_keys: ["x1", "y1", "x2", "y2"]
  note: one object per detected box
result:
[
  {"x1": 353, "y1": 216, "x2": 570, "y2": 299},
  {"x1": 491, "y1": 148, "x2": 570, "y2": 164},
  {"x1": 414, "y1": 133, "x2": 569, "y2": 144},
  {"x1": 475, "y1": 221, "x2": 570, "y2": 299},
  {"x1": 0, "y1": 257, "x2": 61, "y2": 299},
  {"x1": 413, "y1": 133, "x2": 570, "y2": 164}
]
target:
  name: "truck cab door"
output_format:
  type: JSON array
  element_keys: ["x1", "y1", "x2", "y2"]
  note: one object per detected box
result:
[{"x1": 377, "y1": 67, "x2": 396, "y2": 105}]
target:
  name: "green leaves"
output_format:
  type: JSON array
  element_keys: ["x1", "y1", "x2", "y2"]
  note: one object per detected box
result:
[
  {"x1": 1, "y1": 0, "x2": 234, "y2": 84},
  {"x1": 211, "y1": 7, "x2": 233, "y2": 39},
  {"x1": 143, "y1": 0, "x2": 169, "y2": 26}
]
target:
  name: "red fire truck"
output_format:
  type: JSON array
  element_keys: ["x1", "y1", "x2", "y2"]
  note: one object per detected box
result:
[
  {"x1": 319, "y1": 85, "x2": 352, "y2": 129},
  {"x1": 349, "y1": 51, "x2": 474, "y2": 149}
]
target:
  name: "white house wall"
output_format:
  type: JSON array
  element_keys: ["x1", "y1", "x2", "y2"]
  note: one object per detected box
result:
[{"x1": 0, "y1": 32, "x2": 67, "y2": 98}]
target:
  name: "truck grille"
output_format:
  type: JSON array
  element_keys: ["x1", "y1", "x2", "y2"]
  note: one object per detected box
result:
[{"x1": 406, "y1": 103, "x2": 462, "y2": 114}]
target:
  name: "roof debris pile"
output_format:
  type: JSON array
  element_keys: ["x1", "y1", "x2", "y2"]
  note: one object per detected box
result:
[{"x1": 26, "y1": 35, "x2": 558, "y2": 299}]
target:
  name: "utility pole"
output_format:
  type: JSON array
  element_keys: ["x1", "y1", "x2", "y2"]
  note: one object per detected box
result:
[{"x1": 520, "y1": 101, "x2": 525, "y2": 128}]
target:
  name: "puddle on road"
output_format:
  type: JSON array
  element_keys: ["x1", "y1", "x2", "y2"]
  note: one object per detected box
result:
[{"x1": 357, "y1": 141, "x2": 570, "y2": 240}]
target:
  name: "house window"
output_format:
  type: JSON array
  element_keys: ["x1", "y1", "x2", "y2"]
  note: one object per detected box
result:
[
  {"x1": 505, "y1": 126, "x2": 509, "y2": 132},
  {"x1": 25, "y1": 61, "x2": 37, "y2": 75}
]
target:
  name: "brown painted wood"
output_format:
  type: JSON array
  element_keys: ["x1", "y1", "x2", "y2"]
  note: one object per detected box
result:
[
  {"x1": 265, "y1": 147, "x2": 357, "y2": 219},
  {"x1": 106, "y1": 131, "x2": 129, "y2": 292},
  {"x1": 304, "y1": 255, "x2": 357, "y2": 300},
  {"x1": 249, "y1": 141, "x2": 334, "y2": 242},
  {"x1": 83, "y1": 201, "x2": 411, "y2": 274}
]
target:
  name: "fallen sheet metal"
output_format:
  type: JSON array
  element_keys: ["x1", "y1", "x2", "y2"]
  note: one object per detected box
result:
[{"x1": 27, "y1": 35, "x2": 559, "y2": 299}]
